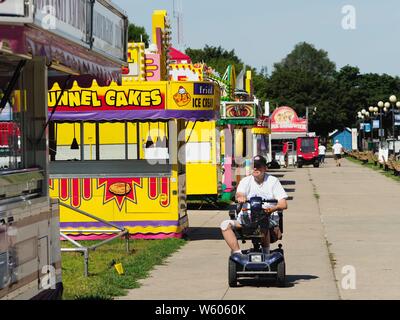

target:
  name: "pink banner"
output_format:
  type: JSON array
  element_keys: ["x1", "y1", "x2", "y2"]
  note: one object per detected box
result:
[{"x1": 271, "y1": 106, "x2": 307, "y2": 133}]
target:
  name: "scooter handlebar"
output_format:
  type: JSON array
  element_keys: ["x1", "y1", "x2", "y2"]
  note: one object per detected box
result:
[{"x1": 235, "y1": 199, "x2": 278, "y2": 205}]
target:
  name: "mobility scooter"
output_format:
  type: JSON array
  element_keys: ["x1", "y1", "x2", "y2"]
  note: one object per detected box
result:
[{"x1": 228, "y1": 197, "x2": 286, "y2": 287}]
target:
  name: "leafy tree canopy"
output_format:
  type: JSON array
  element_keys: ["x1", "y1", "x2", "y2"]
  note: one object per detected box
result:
[
  {"x1": 184, "y1": 42, "x2": 400, "y2": 138},
  {"x1": 128, "y1": 23, "x2": 150, "y2": 46}
]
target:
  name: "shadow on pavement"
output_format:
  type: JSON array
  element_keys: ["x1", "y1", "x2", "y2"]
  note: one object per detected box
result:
[
  {"x1": 280, "y1": 180, "x2": 296, "y2": 185},
  {"x1": 187, "y1": 203, "x2": 231, "y2": 211},
  {"x1": 187, "y1": 227, "x2": 224, "y2": 241},
  {"x1": 237, "y1": 274, "x2": 319, "y2": 288}
]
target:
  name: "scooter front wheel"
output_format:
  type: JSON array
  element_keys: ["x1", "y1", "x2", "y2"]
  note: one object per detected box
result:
[
  {"x1": 228, "y1": 259, "x2": 238, "y2": 287},
  {"x1": 276, "y1": 261, "x2": 286, "y2": 287}
]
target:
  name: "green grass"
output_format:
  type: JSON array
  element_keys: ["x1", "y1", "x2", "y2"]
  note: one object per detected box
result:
[
  {"x1": 187, "y1": 199, "x2": 233, "y2": 210},
  {"x1": 61, "y1": 238, "x2": 186, "y2": 300},
  {"x1": 345, "y1": 156, "x2": 400, "y2": 183}
]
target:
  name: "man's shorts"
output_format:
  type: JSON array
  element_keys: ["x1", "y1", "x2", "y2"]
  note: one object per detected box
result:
[
  {"x1": 236, "y1": 212, "x2": 279, "y2": 228},
  {"x1": 334, "y1": 154, "x2": 342, "y2": 160}
]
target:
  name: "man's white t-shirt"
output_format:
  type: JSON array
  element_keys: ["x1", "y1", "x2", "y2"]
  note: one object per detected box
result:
[
  {"x1": 236, "y1": 174, "x2": 288, "y2": 224},
  {"x1": 332, "y1": 143, "x2": 343, "y2": 155},
  {"x1": 237, "y1": 174, "x2": 288, "y2": 203},
  {"x1": 318, "y1": 145, "x2": 326, "y2": 155}
]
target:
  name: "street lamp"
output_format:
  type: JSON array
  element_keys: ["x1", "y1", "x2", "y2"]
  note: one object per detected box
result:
[
  {"x1": 388, "y1": 95, "x2": 398, "y2": 154},
  {"x1": 357, "y1": 111, "x2": 365, "y2": 150},
  {"x1": 377, "y1": 101, "x2": 385, "y2": 147},
  {"x1": 368, "y1": 106, "x2": 375, "y2": 142}
]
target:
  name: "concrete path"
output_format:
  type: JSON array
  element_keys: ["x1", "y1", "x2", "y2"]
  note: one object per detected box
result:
[
  {"x1": 119, "y1": 157, "x2": 400, "y2": 300},
  {"x1": 311, "y1": 158, "x2": 400, "y2": 299}
]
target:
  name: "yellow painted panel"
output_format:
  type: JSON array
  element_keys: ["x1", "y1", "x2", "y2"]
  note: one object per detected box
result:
[
  {"x1": 56, "y1": 123, "x2": 80, "y2": 146},
  {"x1": 49, "y1": 176, "x2": 180, "y2": 225},
  {"x1": 127, "y1": 122, "x2": 138, "y2": 144},
  {"x1": 99, "y1": 123, "x2": 125, "y2": 144},
  {"x1": 186, "y1": 163, "x2": 218, "y2": 195},
  {"x1": 186, "y1": 121, "x2": 216, "y2": 142}
]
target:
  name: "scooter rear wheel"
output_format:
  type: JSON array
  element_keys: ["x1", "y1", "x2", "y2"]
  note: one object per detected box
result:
[
  {"x1": 228, "y1": 259, "x2": 238, "y2": 287},
  {"x1": 277, "y1": 261, "x2": 286, "y2": 287}
]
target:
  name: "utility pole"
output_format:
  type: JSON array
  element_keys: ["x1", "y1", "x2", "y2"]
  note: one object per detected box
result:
[
  {"x1": 173, "y1": 0, "x2": 184, "y2": 51},
  {"x1": 306, "y1": 106, "x2": 309, "y2": 133}
]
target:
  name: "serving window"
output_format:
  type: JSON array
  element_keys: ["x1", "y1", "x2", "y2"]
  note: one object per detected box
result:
[
  {"x1": 50, "y1": 120, "x2": 170, "y2": 162},
  {"x1": 0, "y1": 62, "x2": 26, "y2": 172}
]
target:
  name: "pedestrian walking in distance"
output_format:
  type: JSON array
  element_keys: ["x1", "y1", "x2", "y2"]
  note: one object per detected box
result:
[
  {"x1": 318, "y1": 143, "x2": 326, "y2": 164},
  {"x1": 332, "y1": 140, "x2": 343, "y2": 167}
]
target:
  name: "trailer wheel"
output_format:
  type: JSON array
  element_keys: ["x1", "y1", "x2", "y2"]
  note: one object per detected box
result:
[
  {"x1": 228, "y1": 259, "x2": 238, "y2": 287},
  {"x1": 276, "y1": 261, "x2": 286, "y2": 287}
]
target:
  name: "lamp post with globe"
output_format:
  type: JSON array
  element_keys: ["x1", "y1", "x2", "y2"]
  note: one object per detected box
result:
[
  {"x1": 388, "y1": 95, "x2": 400, "y2": 155},
  {"x1": 377, "y1": 101, "x2": 385, "y2": 147}
]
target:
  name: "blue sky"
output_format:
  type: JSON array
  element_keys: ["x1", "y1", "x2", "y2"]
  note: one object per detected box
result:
[{"x1": 113, "y1": 1, "x2": 400, "y2": 77}]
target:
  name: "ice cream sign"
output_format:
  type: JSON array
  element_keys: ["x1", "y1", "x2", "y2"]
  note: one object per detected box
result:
[{"x1": 169, "y1": 82, "x2": 219, "y2": 111}]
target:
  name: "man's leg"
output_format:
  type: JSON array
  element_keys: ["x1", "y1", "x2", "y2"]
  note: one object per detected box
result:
[
  {"x1": 220, "y1": 220, "x2": 242, "y2": 253},
  {"x1": 261, "y1": 229, "x2": 270, "y2": 254}
]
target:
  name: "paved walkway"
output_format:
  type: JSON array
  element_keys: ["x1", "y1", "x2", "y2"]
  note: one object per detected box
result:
[{"x1": 119, "y1": 158, "x2": 400, "y2": 300}]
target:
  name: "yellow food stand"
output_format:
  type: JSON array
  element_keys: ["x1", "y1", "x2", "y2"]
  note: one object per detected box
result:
[
  {"x1": 170, "y1": 64, "x2": 236, "y2": 203},
  {"x1": 48, "y1": 80, "x2": 220, "y2": 239}
]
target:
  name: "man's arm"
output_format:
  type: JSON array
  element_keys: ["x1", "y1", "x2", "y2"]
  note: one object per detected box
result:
[
  {"x1": 235, "y1": 177, "x2": 249, "y2": 203},
  {"x1": 266, "y1": 198, "x2": 288, "y2": 213},
  {"x1": 236, "y1": 192, "x2": 247, "y2": 203},
  {"x1": 266, "y1": 179, "x2": 289, "y2": 213}
]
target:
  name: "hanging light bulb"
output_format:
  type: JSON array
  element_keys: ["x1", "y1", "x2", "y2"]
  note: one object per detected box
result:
[
  {"x1": 155, "y1": 121, "x2": 163, "y2": 148},
  {"x1": 161, "y1": 122, "x2": 169, "y2": 148},
  {"x1": 145, "y1": 122, "x2": 154, "y2": 148},
  {"x1": 70, "y1": 123, "x2": 79, "y2": 150}
]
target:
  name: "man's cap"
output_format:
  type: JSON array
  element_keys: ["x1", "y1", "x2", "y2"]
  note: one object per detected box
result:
[
  {"x1": 253, "y1": 155, "x2": 268, "y2": 168},
  {"x1": 335, "y1": 140, "x2": 339, "y2": 143}
]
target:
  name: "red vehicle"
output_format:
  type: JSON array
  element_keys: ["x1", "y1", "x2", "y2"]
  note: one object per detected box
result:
[
  {"x1": 0, "y1": 122, "x2": 20, "y2": 146},
  {"x1": 296, "y1": 136, "x2": 319, "y2": 168}
]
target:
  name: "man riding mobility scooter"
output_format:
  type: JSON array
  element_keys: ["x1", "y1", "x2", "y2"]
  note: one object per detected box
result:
[{"x1": 227, "y1": 197, "x2": 286, "y2": 287}]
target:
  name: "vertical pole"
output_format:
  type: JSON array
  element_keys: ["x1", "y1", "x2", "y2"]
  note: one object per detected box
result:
[
  {"x1": 393, "y1": 107, "x2": 396, "y2": 155},
  {"x1": 136, "y1": 122, "x2": 140, "y2": 160},
  {"x1": 380, "y1": 110, "x2": 383, "y2": 148},
  {"x1": 125, "y1": 121, "x2": 128, "y2": 160},
  {"x1": 95, "y1": 123, "x2": 100, "y2": 160},
  {"x1": 306, "y1": 106, "x2": 309, "y2": 133},
  {"x1": 84, "y1": 249, "x2": 89, "y2": 277},
  {"x1": 125, "y1": 234, "x2": 130, "y2": 253},
  {"x1": 371, "y1": 118, "x2": 374, "y2": 151},
  {"x1": 80, "y1": 121, "x2": 84, "y2": 160},
  {"x1": 362, "y1": 126, "x2": 365, "y2": 151}
]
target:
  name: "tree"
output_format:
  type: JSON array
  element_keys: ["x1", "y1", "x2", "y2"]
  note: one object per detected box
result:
[
  {"x1": 264, "y1": 42, "x2": 340, "y2": 137},
  {"x1": 128, "y1": 23, "x2": 150, "y2": 46},
  {"x1": 185, "y1": 45, "x2": 271, "y2": 99},
  {"x1": 275, "y1": 42, "x2": 336, "y2": 78},
  {"x1": 185, "y1": 45, "x2": 244, "y2": 78}
]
